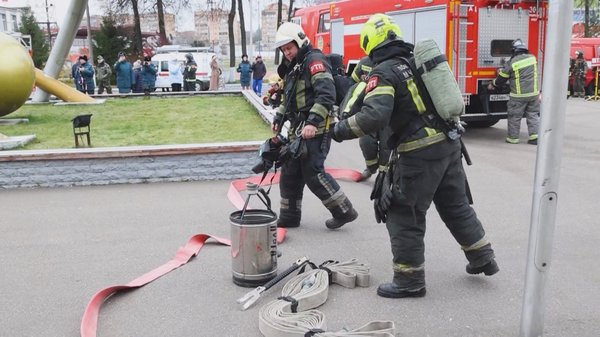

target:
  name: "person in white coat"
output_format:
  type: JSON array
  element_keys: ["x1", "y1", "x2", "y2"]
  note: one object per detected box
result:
[{"x1": 168, "y1": 58, "x2": 184, "y2": 92}]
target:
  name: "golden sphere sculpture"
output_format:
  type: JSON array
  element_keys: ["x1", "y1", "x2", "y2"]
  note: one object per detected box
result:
[{"x1": 0, "y1": 32, "x2": 35, "y2": 117}]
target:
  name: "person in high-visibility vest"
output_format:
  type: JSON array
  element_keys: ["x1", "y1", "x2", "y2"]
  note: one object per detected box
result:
[{"x1": 489, "y1": 39, "x2": 540, "y2": 145}]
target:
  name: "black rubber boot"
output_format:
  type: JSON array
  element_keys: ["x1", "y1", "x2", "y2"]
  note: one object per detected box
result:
[
  {"x1": 278, "y1": 198, "x2": 301, "y2": 228},
  {"x1": 357, "y1": 165, "x2": 377, "y2": 182},
  {"x1": 277, "y1": 219, "x2": 300, "y2": 228},
  {"x1": 466, "y1": 259, "x2": 499, "y2": 276},
  {"x1": 464, "y1": 243, "x2": 498, "y2": 276},
  {"x1": 377, "y1": 270, "x2": 426, "y2": 298},
  {"x1": 325, "y1": 208, "x2": 358, "y2": 229}
]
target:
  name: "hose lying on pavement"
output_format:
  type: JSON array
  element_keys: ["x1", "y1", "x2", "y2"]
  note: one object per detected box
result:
[{"x1": 258, "y1": 259, "x2": 396, "y2": 337}]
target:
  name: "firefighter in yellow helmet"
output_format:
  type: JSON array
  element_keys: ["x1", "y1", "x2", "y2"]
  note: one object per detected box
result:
[
  {"x1": 271, "y1": 21, "x2": 358, "y2": 229},
  {"x1": 332, "y1": 13, "x2": 498, "y2": 298}
]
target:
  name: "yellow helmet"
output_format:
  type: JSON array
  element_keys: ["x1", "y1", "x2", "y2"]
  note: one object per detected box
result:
[
  {"x1": 359, "y1": 14, "x2": 403, "y2": 55},
  {"x1": 274, "y1": 22, "x2": 310, "y2": 49},
  {"x1": 267, "y1": 74, "x2": 281, "y2": 85}
]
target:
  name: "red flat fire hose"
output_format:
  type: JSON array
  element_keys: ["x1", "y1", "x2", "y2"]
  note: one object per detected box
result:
[{"x1": 80, "y1": 168, "x2": 361, "y2": 337}]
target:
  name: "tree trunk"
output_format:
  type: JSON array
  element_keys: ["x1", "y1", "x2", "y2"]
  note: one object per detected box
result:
[
  {"x1": 238, "y1": 0, "x2": 247, "y2": 56},
  {"x1": 228, "y1": 0, "x2": 237, "y2": 67},
  {"x1": 287, "y1": 0, "x2": 294, "y2": 21},
  {"x1": 157, "y1": 0, "x2": 169, "y2": 45},
  {"x1": 274, "y1": 0, "x2": 283, "y2": 65},
  {"x1": 131, "y1": 0, "x2": 143, "y2": 57}
]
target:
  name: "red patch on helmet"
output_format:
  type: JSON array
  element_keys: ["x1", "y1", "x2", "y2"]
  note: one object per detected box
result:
[
  {"x1": 309, "y1": 61, "x2": 326, "y2": 75},
  {"x1": 365, "y1": 76, "x2": 379, "y2": 93}
]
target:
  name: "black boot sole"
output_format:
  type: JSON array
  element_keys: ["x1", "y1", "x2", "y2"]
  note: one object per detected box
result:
[
  {"x1": 466, "y1": 260, "x2": 499, "y2": 276},
  {"x1": 377, "y1": 286, "x2": 426, "y2": 298},
  {"x1": 325, "y1": 209, "x2": 358, "y2": 229}
]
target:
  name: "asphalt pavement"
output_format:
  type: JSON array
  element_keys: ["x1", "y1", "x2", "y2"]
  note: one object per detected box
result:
[{"x1": 1, "y1": 98, "x2": 599, "y2": 337}]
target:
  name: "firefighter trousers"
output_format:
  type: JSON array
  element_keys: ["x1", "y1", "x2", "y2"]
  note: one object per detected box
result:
[
  {"x1": 183, "y1": 80, "x2": 196, "y2": 92},
  {"x1": 507, "y1": 98, "x2": 540, "y2": 140},
  {"x1": 358, "y1": 127, "x2": 392, "y2": 172},
  {"x1": 385, "y1": 139, "x2": 495, "y2": 287},
  {"x1": 278, "y1": 134, "x2": 354, "y2": 227},
  {"x1": 573, "y1": 76, "x2": 586, "y2": 97}
]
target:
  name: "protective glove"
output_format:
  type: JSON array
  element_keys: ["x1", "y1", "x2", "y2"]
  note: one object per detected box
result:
[
  {"x1": 374, "y1": 201, "x2": 386, "y2": 223},
  {"x1": 330, "y1": 122, "x2": 343, "y2": 143},
  {"x1": 371, "y1": 169, "x2": 392, "y2": 224}
]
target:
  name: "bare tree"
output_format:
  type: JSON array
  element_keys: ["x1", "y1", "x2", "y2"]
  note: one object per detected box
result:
[
  {"x1": 131, "y1": 0, "x2": 143, "y2": 55},
  {"x1": 238, "y1": 0, "x2": 247, "y2": 56},
  {"x1": 151, "y1": 0, "x2": 192, "y2": 45},
  {"x1": 228, "y1": 0, "x2": 237, "y2": 67},
  {"x1": 156, "y1": 0, "x2": 168, "y2": 45},
  {"x1": 287, "y1": 0, "x2": 294, "y2": 21},
  {"x1": 109, "y1": 0, "x2": 143, "y2": 57}
]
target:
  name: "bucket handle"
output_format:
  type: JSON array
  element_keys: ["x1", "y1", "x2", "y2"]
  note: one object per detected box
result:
[{"x1": 240, "y1": 182, "x2": 274, "y2": 219}]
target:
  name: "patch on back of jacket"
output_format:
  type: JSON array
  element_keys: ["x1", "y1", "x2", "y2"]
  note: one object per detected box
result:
[
  {"x1": 394, "y1": 63, "x2": 413, "y2": 82},
  {"x1": 309, "y1": 61, "x2": 326, "y2": 75},
  {"x1": 365, "y1": 76, "x2": 379, "y2": 93}
]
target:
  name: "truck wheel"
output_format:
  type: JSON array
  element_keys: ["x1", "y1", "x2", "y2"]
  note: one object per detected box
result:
[{"x1": 467, "y1": 119, "x2": 500, "y2": 128}]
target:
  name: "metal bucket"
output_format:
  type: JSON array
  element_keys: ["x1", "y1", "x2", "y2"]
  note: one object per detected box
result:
[{"x1": 230, "y1": 209, "x2": 278, "y2": 287}]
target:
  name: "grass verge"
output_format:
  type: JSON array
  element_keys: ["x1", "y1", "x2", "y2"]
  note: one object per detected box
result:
[{"x1": 1, "y1": 96, "x2": 272, "y2": 150}]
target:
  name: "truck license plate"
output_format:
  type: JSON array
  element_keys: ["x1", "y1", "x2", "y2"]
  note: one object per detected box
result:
[{"x1": 489, "y1": 94, "x2": 509, "y2": 101}]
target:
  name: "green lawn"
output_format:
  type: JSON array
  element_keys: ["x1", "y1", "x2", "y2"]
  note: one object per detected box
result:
[{"x1": 1, "y1": 96, "x2": 272, "y2": 150}]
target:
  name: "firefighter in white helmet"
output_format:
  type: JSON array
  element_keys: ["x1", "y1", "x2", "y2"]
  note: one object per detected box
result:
[
  {"x1": 488, "y1": 38, "x2": 540, "y2": 144},
  {"x1": 333, "y1": 13, "x2": 498, "y2": 298},
  {"x1": 271, "y1": 22, "x2": 358, "y2": 229}
]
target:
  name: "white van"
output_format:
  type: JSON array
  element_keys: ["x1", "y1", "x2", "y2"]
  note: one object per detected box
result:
[{"x1": 151, "y1": 45, "x2": 216, "y2": 91}]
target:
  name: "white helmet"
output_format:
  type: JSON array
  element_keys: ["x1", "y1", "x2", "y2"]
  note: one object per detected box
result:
[{"x1": 274, "y1": 22, "x2": 310, "y2": 49}]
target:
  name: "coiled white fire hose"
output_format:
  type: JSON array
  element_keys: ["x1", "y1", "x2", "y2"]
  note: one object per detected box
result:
[{"x1": 258, "y1": 259, "x2": 396, "y2": 337}]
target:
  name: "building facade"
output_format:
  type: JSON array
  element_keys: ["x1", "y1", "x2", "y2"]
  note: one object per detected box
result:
[
  {"x1": 194, "y1": 8, "x2": 240, "y2": 47},
  {"x1": 261, "y1": 2, "x2": 289, "y2": 47},
  {"x1": 0, "y1": 4, "x2": 23, "y2": 34}
]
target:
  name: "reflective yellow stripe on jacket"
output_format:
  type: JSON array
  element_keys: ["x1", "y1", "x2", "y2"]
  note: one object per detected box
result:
[{"x1": 511, "y1": 55, "x2": 538, "y2": 98}]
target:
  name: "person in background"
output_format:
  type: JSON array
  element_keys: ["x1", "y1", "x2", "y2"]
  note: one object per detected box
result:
[
  {"x1": 572, "y1": 51, "x2": 588, "y2": 98},
  {"x1": 183, "y1": 53, "x2": 197, "y2": 92},
  {"x1": 78, "y1": 55, "x2": 95, "y2": 95},
  {"x1": 237, "y1": 54, "x2": 252, "y2": 90},
  {"x1": 114, "y1": 51, "x2": 134, "y2": 94},
  {"x1": 132, "y1": 60, "x2": 143, "y2": 93},
  {"x1": 141, "y1": 56, "x2": 157, "y2": 94},
  {"x1": 71, "y1": 61, "x2": 83, "y2": 92},
  {"x1": 209, "y1": 55, "x2": 220, "y2": 91},
  {"x1": 251, "y1": 55, "x2": 267, "y2": 95},
  {"x1": 168, "y1": 57, "x2": 183, "y2": 92},
  {"x1": 488, "y1": 38, "x2": 540, "y2": 145},
  {"x1": 262, "y1": 74, "x2": 283, "y2": 108},
  {"x1": 95, "y1": 55, "x2": 112, "y2": 94},
  {"x1": 351, "y1": 55, "x2": 391, "y2": 182}
]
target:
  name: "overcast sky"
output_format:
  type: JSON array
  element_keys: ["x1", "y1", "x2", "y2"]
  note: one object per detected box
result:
[{"x1": 13, "y1": 0, "x2": 288, "y2": 33}]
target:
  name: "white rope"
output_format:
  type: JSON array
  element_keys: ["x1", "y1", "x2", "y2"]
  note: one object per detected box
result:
[{"x1": 258, "y1": 259, "x2": 396, "y2": 337}]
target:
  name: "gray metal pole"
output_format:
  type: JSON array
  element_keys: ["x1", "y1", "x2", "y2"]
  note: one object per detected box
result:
[
  {"x1": 519, "y1": 1, "x2": 573, "y2": 336},
  {"x1": 86, "y1": 3, "x2": 93, "y2": 64},
  {"x1": 45, "y1": 0, "x2": 52, "y2": 49},
  {"x1": 33, "y1": 0, "x2": 88, "y2": 102}
]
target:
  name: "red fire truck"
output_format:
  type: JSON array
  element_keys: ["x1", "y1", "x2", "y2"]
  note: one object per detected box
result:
[{"x1": 292, "y1": 0, "x2": 549, "y2": 127}]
